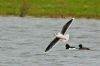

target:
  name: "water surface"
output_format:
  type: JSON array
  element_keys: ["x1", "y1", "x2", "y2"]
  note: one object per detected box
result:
[{"x1": 0, "y1": 16, "x2": 100, "y2": 66}]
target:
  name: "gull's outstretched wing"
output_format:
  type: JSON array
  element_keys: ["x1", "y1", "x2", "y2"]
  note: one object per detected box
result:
[
  {"x1": 61, "y1": 18, "x2": 74, "y2": 34},
  {"x1": 45, "y1": 37, "x2": 59, "y2": 52}
]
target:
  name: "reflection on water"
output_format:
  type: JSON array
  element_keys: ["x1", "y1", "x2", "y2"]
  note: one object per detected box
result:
[{"x1": 0, "y1": 16, "x2": 100, "y2": 66}]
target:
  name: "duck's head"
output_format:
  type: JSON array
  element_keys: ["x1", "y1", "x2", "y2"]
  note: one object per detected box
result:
[
  {"x1": 79, "y1": 44, "x2": 83, "y2": 48},
  {"x1": 65, "y1": 44, "x2": 70, "y2": 49}
]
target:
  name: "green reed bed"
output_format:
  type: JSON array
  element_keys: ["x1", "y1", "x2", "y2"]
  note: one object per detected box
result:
[{"x1": 0, "y1": 0, "x2": 100, "y2": 18}]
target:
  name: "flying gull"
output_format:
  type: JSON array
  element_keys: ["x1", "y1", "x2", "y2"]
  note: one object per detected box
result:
[{"x1": 45, "y1": 18, "x2": 74, "y2": 52}]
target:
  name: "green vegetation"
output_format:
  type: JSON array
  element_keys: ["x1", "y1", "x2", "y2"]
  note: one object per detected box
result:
[{"x1": 0, "y1": 0, "x2": 100, "y2": 18}]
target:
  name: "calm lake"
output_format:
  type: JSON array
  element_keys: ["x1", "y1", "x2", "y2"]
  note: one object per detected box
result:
[{"x1": 0, "y1": 16, "x2": 100, "y2": 66}]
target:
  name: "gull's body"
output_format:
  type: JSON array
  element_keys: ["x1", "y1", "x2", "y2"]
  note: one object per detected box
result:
[
  {"x1": 45, "y1": 18, "x2": 74, "y2": 52},
  {"x1": 56, "y1": 33, "x2": 69, "y2": 42},
  {"x1": 56, "y1": 33, "x2": 68, "y2": 40}
]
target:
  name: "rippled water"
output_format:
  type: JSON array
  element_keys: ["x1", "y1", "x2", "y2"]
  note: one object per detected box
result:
[{"x1": 0, "y1": 16, "x2": 100, "y2": 66}]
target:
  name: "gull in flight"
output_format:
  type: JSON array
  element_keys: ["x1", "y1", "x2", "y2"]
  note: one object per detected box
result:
[{"x1": 45, "y1": 18, "x2": 74, "y2": 52}]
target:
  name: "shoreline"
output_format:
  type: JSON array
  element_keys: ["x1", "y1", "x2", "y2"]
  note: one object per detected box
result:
[{"x1": 0, "y1": 14, "x2": 100, "y2": 19}]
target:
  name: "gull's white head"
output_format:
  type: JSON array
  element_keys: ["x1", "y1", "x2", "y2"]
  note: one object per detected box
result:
[
  {"x1": 60, "y1": 34, "x2": 69, "y2": 43},
  {"x1": 55, "y1": 33, "x2": 69, "y2": 40},
  {"x1": 65, "y1": 34, "x2": 69, "y2": 41}
]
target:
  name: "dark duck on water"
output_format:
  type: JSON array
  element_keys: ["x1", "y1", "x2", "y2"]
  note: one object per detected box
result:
[
  {"x1": 79, "y1": 44, "x2": 90, "y2": 50},
  {"x1": 65, "y1": 44, "x2": 76, "y2": 50}
]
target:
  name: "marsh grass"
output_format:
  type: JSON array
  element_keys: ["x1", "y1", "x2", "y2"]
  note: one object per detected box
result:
[
  {"x1": 0, "y1": 0, "x2": 100, "y2": 18},
  {"x1": 19, "y1": 0, "x2": 31, "y2": 17}
]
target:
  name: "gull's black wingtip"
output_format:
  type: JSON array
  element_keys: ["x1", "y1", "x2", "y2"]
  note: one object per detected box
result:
[
  {"x1": 45, "y1": 46, "x2": 50, "y2": 52},
  {"x1": 45, "y1": 49, "x2": 48, "y2": 52}
]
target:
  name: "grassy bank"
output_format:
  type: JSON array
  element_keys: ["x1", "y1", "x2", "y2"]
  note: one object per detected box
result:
[{"x1": 0, "y1": 0, "x2": 100, "y2": 19}]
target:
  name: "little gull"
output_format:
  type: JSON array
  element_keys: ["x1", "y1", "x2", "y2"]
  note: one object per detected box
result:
[{"x1": 45, "y1": 18, "x2": 74, "y2": 52}]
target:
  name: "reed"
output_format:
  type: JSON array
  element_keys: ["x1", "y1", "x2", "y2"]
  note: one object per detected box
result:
[
  {"x1": 19, "y1": 0, "x2": 31, "y2": 17},
  {"x1": 0, "y1": 0, "x2": 100, "y2": 19}
]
